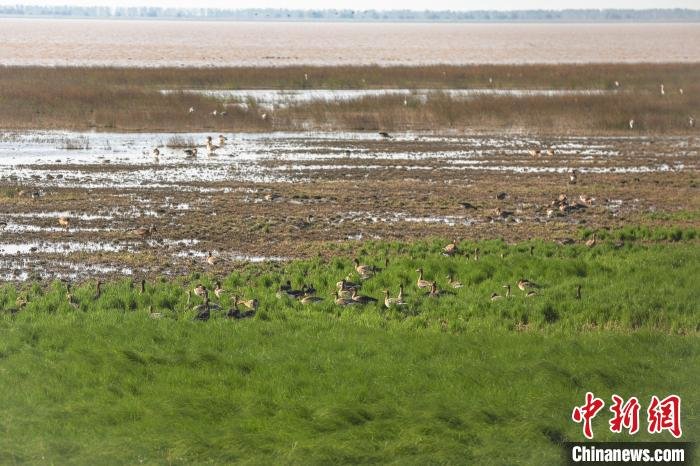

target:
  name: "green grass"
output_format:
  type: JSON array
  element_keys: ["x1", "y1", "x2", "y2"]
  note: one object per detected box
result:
[{"x1": 0, "y1": 239, "x2": 698, "y2": 464}]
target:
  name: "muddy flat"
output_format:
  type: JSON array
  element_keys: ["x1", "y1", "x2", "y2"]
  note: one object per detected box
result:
[
  {"x1": 1, "y1": 20, "x2": 699, "y2": 66},
  {"x1": 1, "y1": 131, "x2": 697, "y2": 282}
]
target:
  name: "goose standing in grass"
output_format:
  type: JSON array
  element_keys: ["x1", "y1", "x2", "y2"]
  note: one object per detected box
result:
[
  {"x1": 442, "y1": 239, "x2": 459, "y2": 256},
  {"x1": 427, "y1": 282, "x2": 446, "y2": 298},
  {"x1": 502, "y1": 284, "x2": 511, "y2": 298},
  {"x1": 447, "y1": 274, "x2": 463, "y2": 288},
  {"x1": 337, "y1": 279, "x2": 361, "y2": 294},
  {"x1": 58, "y1": 216, "x2": 70, "y2": 231},
  {"x1": 205, "y1": 136, "x2": 219, "y2": 155},
  {"x1": 383, "y1": 289, "x2": 405, "y2": 309},
  {"x1": 351, "y1": 289, "x2": 378, "y2": 304},
  {"x1": 214, "y1": 281, "x2": 225, "y2": 300},
  {"x1": 415, "y1": 268, "x2": 431, "y2": 289},
  {"x1": 585, "y1": 233, "x2": 597, "y2": 248},
  {"x1": 193, "y1": 290, "x2": 211, "y2": 321},
  {"x1": 397, "y1": 284, "x2": 405, "y2": 302}
]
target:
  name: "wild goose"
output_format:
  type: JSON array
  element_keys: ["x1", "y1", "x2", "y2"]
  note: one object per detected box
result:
[
  {"x1": 193, "y1": 284, "x2": 207, "y2": 298},
  {"x1": 94, "y1": 280, "x2": 103, "y2": 300},
  {"x1": 569, "y1": 170, "x2": 578, "y2": 185},
  {"x1": 206, "y1": 251, "x2": 218, "y2": 266},
  {"x1": 184, "y1": 148, "x2": 197, "y2": 157},
  {"x1": 579, "y1": 194, "x2": 594, "y2": 206},
  {"x1": 205, "y1": 136, "x2": 219, "y2": 155},
  {"x1": 131, "y1": 225, "x2": 157, "y2": 239},
  {"x1": 151, "y1": 148, "x2": 160, "y2": 158},
  {"x1": 378, "y1": 132, "x2": 391, "y2": 138},
  {"x1": 442, "y1": 239, "x2": 459, "y2": 256},
  {"x1": 334, "y1": 291, "x2": 357, "y2": 306},
  {"x1": 148, "y1": 305, "x2": 163, "y2": 319},
  {"x1": 447, "y1": 274, "x2": 463, "y2": 288},
  {"x1": 575, "y1": 285, "x2": 582, "y2": 300},
  {"x1": 383, "y1": 289, "x2": 405, "y2": 309},
  {"x1": 459, "y1": 202, "x2": 478, "y2": 210},
  {"x1": 337, "y1": 279, "x2": 361, "y2": 293},
  {"x1": 237, "y1": 296, "x2": 258, "y2": 311},
  {"x1": 139, "y1": 278, "x2": 146, "y2": 295},
  {"x1": 525, "y1": 291, "x2": 537, "y2": 298},
  {"x1": 490, "y1": 292, "x2": 503, "y2": 301},
  {"x1": 585, "y1": 233, "x2": 597, "y2": 248},
  {"x1": 427, "y1": 282, "x2": 444, "y2": 298},
  {"x1": 415, "y1": 268, "x2": 431, "y2": 289},
  {"x1": 58, "y1": 216, "x2": 70, "y2": 231},
  {"x1": 351, "y1": 289, "x2": 378, "y2": 304},
  {"x1": 218, "y1": 135, "x2": 227, "y2": 147},
  {"x1": 214, "y1": 281, "x2": 225, "y2": 299},
  {"x1": 353, "y1": 259, "x2": 378, "y2": 278},
  {"x1": 397, "y1": 284, "x2": 405, "y2": 302},
  {"x1": 502, "y1": 284, "x2": 511, "y2": 298},
  {"x1": 517, "y1": 279, "x2": 538, "y2": 292},
  {"x1": 193, "y1": 291, "x2": 211, "y2": 321},
  {"x1": 300, "y1": 294, "x2": 323, "y2": 304}
]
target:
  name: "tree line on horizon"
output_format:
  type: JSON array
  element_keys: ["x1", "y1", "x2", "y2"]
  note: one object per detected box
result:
[{"x1": 0, "y1": 5, "x2": 698, "y2": 22}]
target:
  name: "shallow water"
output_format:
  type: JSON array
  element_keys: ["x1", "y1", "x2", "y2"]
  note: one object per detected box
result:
[{"x1": 1, "y1": 20, "x2": 698, "y2": 66}]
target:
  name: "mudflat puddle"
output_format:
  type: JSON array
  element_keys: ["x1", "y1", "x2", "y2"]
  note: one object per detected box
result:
[{"x1": 0, "y1": 131, "x2": 694, "y2": 190}]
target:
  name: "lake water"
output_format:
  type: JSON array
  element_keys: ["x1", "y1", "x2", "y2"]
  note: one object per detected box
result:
[{"x1": 0, "y1": 19, "x2": 698, "y2": 66}]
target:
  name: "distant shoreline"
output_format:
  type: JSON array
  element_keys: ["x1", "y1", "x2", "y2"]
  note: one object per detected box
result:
[{"x1": 0, "y1": 6, "x2": 698, "y2": 23}]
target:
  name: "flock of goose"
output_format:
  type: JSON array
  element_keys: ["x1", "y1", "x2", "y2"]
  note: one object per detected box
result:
[
  {"x1": 151, "y1": 135, "x2": 228, "y2": 160},
  {"x1": 169, "y1": 235, "x2": 590, "y2": 322}
]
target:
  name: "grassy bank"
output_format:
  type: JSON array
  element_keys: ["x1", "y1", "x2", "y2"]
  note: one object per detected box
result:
[
  {"x1": 0, "y1": 64, "x2": 698, "y2": 133},
  {"x1": 1, "y1": 239, "x2": 697, "y2": 463},
  {"x1": 0, "y1": 319, "x2": 696, "y2": 464}
]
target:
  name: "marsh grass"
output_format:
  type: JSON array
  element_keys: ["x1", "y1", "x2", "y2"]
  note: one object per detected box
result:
[
  {"x1": 0, "y1": 64, "x2": 698, "y2": 133},
  {"x1": 0, "y1": 238, "x2": 698, "y2": 463}
]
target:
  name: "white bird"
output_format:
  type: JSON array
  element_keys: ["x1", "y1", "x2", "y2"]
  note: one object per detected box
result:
[
  {"x1": 304, "y1": 73, "x2": 308, "y2": 81},
  {"x1": 403, "y1": 98, "x2": 408, "y2": 106},
  {"x1": 629, "y1": 119, "x2": 635, "y2": 129},
  {"x1": 261, "y1": 113, "x2": 267, "y2": 120},
  {"x1": 211, "y1": 110, "x2": 218, "y2": 116},
  {"x1": 614, "y1": 81, "x2": 620, "y2": 87},
  {"x1": 690, "y1": 116, "x2": 696, "y2": 128},
  {"x1": 188, "y1": 107, "x2": 195, "y2": 113},
  {"x1": 660, "y1": 84, "x2": 665, "y2": 95},
  {"x1": 679, "y1": 88, "x2": 684, "y2": 95}
]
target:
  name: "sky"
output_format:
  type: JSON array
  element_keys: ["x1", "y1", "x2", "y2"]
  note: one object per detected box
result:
[{"x1": 1, "y1": 0, "x2": 699, "y2": 9}]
